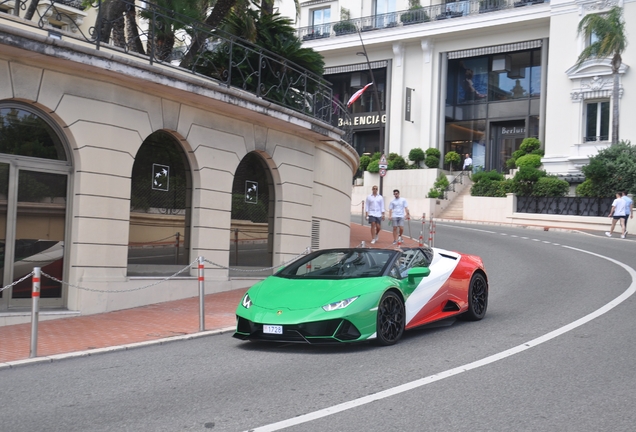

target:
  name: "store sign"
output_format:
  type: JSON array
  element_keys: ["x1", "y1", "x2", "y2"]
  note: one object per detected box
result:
[
  {"x1": 501, "y1": 126, "x2": 525, "y2": 135},
  {"x1": 338, "y1": 112, "x2": 386, "y2": 128},
  {"x1": 405, "y1": 87, "x2": 413, "y2": 122}
]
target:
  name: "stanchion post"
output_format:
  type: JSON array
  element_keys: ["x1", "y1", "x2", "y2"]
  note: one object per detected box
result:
[
  {"x1": 30, "y1": 267, "x2": 41, "y2": 358},
  {"x1": 198, "y1": 256, "x2": 205, "y2": 332},
  {"x1": 361, "y1": 201, "x2": 364, "y2": 225},
  {"x1": 234, "y1": 228, "x2": 239, "y2": 265}
]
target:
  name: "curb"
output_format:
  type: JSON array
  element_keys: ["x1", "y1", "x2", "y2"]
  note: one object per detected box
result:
[{"x1": 0, "y1": 326, "x2": 236, "y2": 370}]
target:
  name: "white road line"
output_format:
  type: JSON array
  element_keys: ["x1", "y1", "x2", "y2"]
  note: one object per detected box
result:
[{"x1": 247, "y1": 245, "x2": 636, "y2": 432}]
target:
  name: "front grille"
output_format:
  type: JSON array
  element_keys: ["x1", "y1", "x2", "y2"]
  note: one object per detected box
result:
[{"x1": 234, "y1": 316, "x2": 362, "y2": 343}]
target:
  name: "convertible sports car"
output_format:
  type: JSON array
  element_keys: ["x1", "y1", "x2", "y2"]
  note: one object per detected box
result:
[{"x1": 233, "y1": 246, "x2": 488, "y2": 345}]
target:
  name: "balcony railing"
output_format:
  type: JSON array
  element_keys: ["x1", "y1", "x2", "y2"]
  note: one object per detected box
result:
[
  {"x1": 0, "y1": 0, "x2": 353, "y2": 143},
  {"x1": 298, "y1": 0, "x2": 546, "y2": 40}
]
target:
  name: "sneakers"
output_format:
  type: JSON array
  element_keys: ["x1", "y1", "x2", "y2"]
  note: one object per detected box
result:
[
  {"x1": 605, "y1": 232, "x2": 612, "y2": 237},
  {"x1": 621, "y1": 233, "x2": 626, "y2": 239},
  {"x1": 370, "y1": 239, "x2": 376, "y2": 244},
  {"x1": 392, "y1": 241, "x2": 397, "y2": 245},
  {"x1": 398, "y1": 236, "x2": 403, "y2": 243}
]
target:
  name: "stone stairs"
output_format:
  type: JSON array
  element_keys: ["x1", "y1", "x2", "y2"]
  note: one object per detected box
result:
[{"x1": 438, "y1": 177, "x2": 473, "y2": 220}]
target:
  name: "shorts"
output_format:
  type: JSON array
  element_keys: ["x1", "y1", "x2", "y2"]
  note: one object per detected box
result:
[
  {"x1": 613, "y1": 216, "x2": 624, "y2": 220},
  {"x1": 368, "y1": 216, "x2": 382, "y2": 225},
  {"x1": 392, "y1": 217, "x2": 404, "y2": 227}
]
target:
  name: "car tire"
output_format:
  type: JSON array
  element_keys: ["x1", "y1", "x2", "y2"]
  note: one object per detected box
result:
[
  {"x1": 376, "y1": 291, "x2": 405, "y2": 346},
  {"x1": 461, "y1": 272, "x2": 488, "y2": 321}
]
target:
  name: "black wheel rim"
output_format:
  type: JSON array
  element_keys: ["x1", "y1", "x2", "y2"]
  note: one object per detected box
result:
[
  {"x1": 378, "y1": 294, "x2": 404, "y2": 342},
  {"x1": 471, "y1": 276, "x2": 487, "y2": 316}
]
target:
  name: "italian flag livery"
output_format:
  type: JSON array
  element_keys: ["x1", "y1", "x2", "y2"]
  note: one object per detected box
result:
[{"x1": 234, "y1": 247, "x2": 488, "y2": 346}]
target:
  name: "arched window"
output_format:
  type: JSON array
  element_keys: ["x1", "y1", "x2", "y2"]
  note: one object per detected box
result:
[
  {"x1": 0, "y1": 104, "x2": 71, "y2": 310},
  {"x1": 230, "y1": 152, "x2": 274, "y2": 274},
  {"x1": 128, "y1": 131, "x2": 192, "y2": 276}
]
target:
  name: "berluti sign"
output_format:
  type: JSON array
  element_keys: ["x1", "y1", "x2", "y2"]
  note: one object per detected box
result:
[
  {"x1": 405, "y1": 87, "x2": 413, "y2": 122},
  {"x1": 338, "y1": 112, "x2": 387, "y2": 128},
  {"x1": 501, "y1": 126, "x2": 525, "y2": 135}
]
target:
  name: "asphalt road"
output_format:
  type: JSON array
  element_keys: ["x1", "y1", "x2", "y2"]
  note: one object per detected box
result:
[{"x1": 1, "y1": 222, "x2": 635, "y2": 432}]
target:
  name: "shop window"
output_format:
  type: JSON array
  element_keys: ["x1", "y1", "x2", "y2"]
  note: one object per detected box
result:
[
  {"x1": 128, "y1": 131, "x2": 191, "y2": 276},
  {"x1": 0, "y1": 104, "x2": 71, "y2": 309},
  {"x1": 584, "y1": 100, "x2": 610, "y2": 142}
]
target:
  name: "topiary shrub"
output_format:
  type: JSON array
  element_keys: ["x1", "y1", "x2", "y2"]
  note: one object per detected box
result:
[
  {"x1": 444, "y1": 151, "x2": 461, "y2": 172},
  {"x1": 471, "y1": 169, "x2": 504, "y2": 183},
  {"x1": 576, "y1": 179, "x2": 595, "y2": 197},
  {"x1": 425, "y1": 148, "x2": 441, "y2": 159},
  {"x1": 388, "y1": 153, "x2": 407, "y2": 170},
  {"x1": 515, "y1": 154, "x2": 542, "y2": 169},
  {"x1": 511, "y1": 166, "x2": 546, "y2": 196},
  {"x1": 359, "y1": 155, "x2": 371, "y2": 171},
  {"x1": 424, "y1": 155, "x2": 439, "y2": 168},
  {"x1": 532, "y1": 176, "x2": 569, "y2": 197},
  {"x1": 520, "y1": 137, "x2": 541, "y2": 154},
  {"x1": 367, "y1": 159, "x2": 380, "y2": 173},
  {"x1": 408, "y1": 148, "x2": 425, "y2": 166},
  {"x1": 427, "y1": 173, "x2": 449, "y2": 198}
]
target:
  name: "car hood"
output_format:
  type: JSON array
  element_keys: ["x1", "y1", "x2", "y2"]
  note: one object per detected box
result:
[{"x1": 248, "y1": 276, "x2": 382, "y2": 310}]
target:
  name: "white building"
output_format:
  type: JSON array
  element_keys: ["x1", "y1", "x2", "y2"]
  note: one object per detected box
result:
[{"x1": 281, "y1": 0, "x2": 634, "y2": 176}]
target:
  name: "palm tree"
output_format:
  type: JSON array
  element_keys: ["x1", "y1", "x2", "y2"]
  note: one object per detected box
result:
[{"x1": 577, "y1": 6, "x2": 628, "y2": 146}]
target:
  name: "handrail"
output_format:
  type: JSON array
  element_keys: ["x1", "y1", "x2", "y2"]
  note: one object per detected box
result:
[
  {"x1": 296, "y1": 0, "x2": 548, "y2": 40},
  {"x1": 0, "y1": 0, "x2": 353, "y2": 142}
]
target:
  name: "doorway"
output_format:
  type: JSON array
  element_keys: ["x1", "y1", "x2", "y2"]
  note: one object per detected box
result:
[{"x1": 489, "y1": 121, "x2": 526, "y2": 173}]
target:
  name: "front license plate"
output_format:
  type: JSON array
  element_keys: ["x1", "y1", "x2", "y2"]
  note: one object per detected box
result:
[{"x1": 263, "y1": 325, "x2": 283, "y2": 334}]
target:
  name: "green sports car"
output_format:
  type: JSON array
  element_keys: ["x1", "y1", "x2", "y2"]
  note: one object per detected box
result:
[{"x1": 233, "y1": 246, "x2": 488, "y2": 345}]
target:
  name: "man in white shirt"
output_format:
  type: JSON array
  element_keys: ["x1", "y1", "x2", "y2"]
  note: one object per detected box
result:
[
  {"x1": 463, "y1": 154, "x2": 473, "y2": 171},
  {"x1": 622, "y1": 191, "x2": 633, "y2": 237},
  {"x1": 365, "y1": 185, "x2": 385, "y2": 244},
  {"x1": 606, "y1": 191, "x2": 627, "y2": 238},
  {"x1": 388, "y1": 189, "x2": 410, "y2": 245}
]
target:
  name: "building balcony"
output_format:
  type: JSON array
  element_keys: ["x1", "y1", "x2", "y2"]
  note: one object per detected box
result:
[{"x1": 296, "y1": 0, "x2": 548, "y2": 41}]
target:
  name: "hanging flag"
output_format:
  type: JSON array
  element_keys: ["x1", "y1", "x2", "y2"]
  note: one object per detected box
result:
[{"x1": 347, "y1": 83, "x2": 373, "y2": 107}]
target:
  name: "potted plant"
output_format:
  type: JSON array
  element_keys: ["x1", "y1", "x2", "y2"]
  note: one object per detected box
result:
[
  {"x1": 333, "y1": 7, "x2": 357, "y2": 36},
  {"x1": 401, "y1": 0, "x2": 430, "y2": 25}
]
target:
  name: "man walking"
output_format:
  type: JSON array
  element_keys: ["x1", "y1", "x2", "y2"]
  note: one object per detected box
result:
[
  {"x1": 606, "y1": 191, "x2": 627, "y2": 238},
  {"x1": 365, "y1": 185, "x2": 385, "y2": 244},
  {"x1": 389, "y1": 189, "x2": 410, "y2": 245},
  {"x1": 622, "y1": 191, "x2": 633, "y2": 237}
]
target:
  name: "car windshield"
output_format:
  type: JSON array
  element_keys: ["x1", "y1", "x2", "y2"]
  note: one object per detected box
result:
[{"x1": 276, "y1": 249, "x2": 395, "y2": 279}]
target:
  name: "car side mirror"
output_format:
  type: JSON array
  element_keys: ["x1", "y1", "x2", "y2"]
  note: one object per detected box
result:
[{"x1": 407, "y1": 267, "x2": 430, "y2": 283}]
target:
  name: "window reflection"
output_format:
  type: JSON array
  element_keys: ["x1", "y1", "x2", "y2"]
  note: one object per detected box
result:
[{"x1": 12, "y1": 171, "x2": 66, "y2": 299}]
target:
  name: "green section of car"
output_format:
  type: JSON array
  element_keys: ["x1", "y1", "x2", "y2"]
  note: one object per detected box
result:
[{"x1": 235, "y1": 272, "x2": 429, "y2": 342}]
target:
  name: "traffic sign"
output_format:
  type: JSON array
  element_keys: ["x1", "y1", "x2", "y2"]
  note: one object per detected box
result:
[
  {"x1": 379, "y1": 168, "x2": 387, "y2": 177},
  {"x1": 379, "y1": 154, "x2": 387, "y2": 169}
]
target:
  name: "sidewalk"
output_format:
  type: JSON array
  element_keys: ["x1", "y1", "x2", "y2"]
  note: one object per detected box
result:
[{"x1": 1, "y1": 222, "x2": 413, "y2": 367}]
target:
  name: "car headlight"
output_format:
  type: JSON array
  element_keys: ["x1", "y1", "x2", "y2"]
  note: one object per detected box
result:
[
  {"x1": 241, "y1": 293, "x2": 252, "y2": 309},
  {"x1": 322, "y1": 296, "x2": 358, "y2": 312}
]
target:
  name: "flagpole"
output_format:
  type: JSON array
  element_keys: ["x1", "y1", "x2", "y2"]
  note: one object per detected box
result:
[{"x1": 355, "y1": 28, "x2": 386, "y2": 196}]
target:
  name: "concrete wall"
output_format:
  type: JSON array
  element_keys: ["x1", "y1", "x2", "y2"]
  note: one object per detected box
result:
[{"x1": 0, "y1": 21, "x2": 358, "y2": 323}]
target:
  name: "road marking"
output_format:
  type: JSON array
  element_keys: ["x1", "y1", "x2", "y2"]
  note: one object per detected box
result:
[{"x1": 247, "y1": 245, "x2": 636, "y2": 432}]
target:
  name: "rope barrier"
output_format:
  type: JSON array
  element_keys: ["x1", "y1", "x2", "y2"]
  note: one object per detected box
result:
[{"x1": 204, "y1": 247, "x2": 311, "y2": 272}]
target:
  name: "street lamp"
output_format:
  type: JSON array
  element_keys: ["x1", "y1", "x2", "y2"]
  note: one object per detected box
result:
[{"x1": 355, "y1": 28, "x2": 386, "y2": 196}]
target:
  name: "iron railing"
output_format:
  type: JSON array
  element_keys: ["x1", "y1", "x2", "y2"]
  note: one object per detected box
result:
[
  {"x1": 516, "y1": 196, "x2": 613, "y2": 216},
  {"x1": 0, "y1": 0, "x2": 352, "y2": 143},
  {"x1": 297, "y1": 0, "x2": 547, "y2": 40}
]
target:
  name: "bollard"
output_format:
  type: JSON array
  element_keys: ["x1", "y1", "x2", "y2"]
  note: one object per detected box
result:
[
  {"x1": 361, "y1": 201, "x2": 364, "y2": 225},
  {"x1": 198, "y1": 256, "x2": 205, "y2": 332},
  {"x1": 419, "y1": 232, "x2": 424, "y2": 247},
  {"x1": 30, "y1": 267, "x2": 41, "y2": 358}
]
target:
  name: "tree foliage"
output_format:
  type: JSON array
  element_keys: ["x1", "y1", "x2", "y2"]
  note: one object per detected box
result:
[{"x1": 580, "y1": 140, "x2": 636, "y2": 197}]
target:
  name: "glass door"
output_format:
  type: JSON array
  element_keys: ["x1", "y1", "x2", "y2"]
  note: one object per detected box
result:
[
  {"x1": 0, "y1": 168, "x2": 67, "y2": 309},
  {"x1": 489, "y1": 121, "x2": 526, "y2": 173}
]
